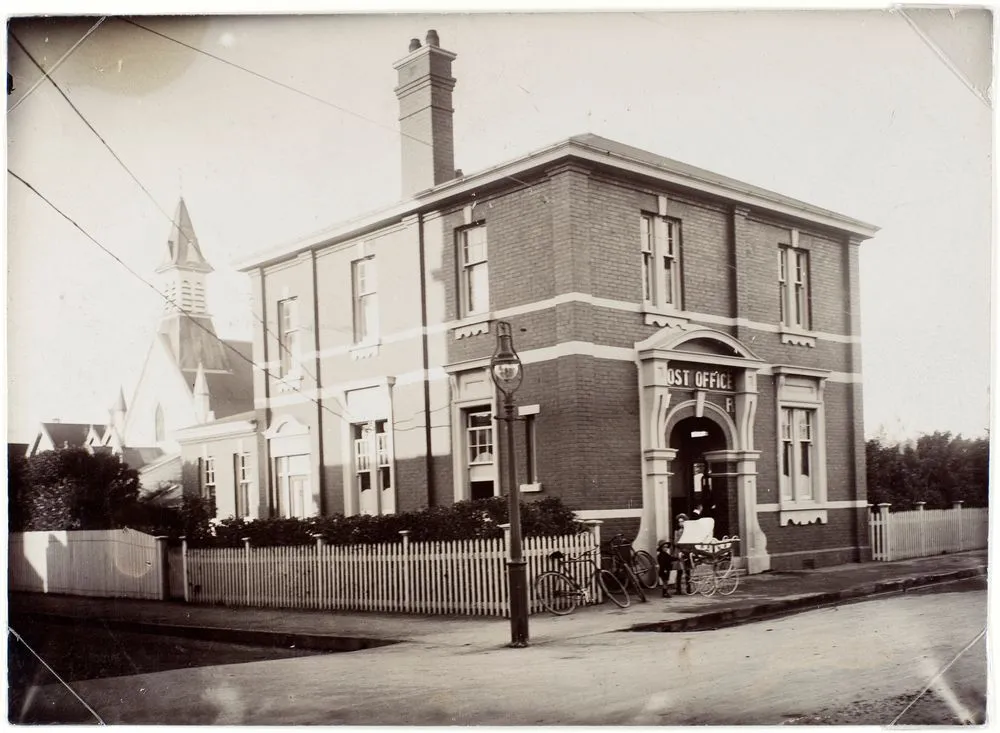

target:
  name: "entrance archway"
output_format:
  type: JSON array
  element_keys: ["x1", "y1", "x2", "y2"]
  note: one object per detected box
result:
[
  {"x1": 669, "y1": 415, "x2": 727, "y2": 527},
  {"x1": 635, "y1": 324, "x2": 771, "y2": 572}
]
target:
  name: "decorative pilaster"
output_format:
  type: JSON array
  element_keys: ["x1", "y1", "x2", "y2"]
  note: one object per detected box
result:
[{"x1": 635, "y1": 358, "x2": 673, "y2": 554}]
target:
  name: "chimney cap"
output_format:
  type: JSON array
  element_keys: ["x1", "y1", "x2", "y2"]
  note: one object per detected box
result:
[
  {"x1": 408, "y1": 38, "x2": 421, "y2": 52},
  {"x1": 426, "y1": 29, "x2": 440, "y2": 47}
]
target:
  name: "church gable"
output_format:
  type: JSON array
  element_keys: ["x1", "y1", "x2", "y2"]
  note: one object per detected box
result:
[{"x1": 122, "y1": 337, "x2": 197, "y2": 450}]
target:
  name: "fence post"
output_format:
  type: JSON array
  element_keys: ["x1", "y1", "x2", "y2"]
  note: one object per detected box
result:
[
  {"x1": 243, "y1": 537, "x2": 252, "y2": 607},
  {"x1": 877, "y1": 504, "x2": 892, "y2": 561},
  {"x1": 154, "y1": 536, "x2": 169, "y2": 601},
  {"x1": 953, "y1": 501, "x2": 965, "y2": 551},
  {"x1": 914, "y1": 502, "x2": 926, "y2": 558},
  {"x1": 498, "y1": 523, "x2": 512, "y2": 618},
  {"x1": 579, "y1": 519, "x2": 603, "y2": 553},
  {"x1": 399, "y1": 530, "x2": 411, "y2": 613},
  {"x1": 180, "y1": 536, "x2": 189, "y2": 603}
]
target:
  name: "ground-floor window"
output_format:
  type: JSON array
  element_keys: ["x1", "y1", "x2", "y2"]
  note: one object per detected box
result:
[
  {"x1": 353, "y1": 420, "x2": 393, "y2": 515},
  {"x1": 234, "y1": 452, "x2": 252, "y2": 517},
  {"x1": 274, "y1": 454, "x2": 310, "y2": 518},
  {"x1": 780, "y1": 408, "x2": 815, "y2": 502},
  {"x1": 200, "y1": 456, "x2": 216, "y2": 505},
  {"x1": 465, "y1": 408, "x2": 496, "y2": 499}
]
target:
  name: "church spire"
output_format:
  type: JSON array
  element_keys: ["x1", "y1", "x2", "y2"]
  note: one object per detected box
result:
[
  {"x1": 156, "y1": 198, "x2": 213, "y2": 275},
  {"x1": 157, "y1": 197, "x2": 212, "y2": 319}
]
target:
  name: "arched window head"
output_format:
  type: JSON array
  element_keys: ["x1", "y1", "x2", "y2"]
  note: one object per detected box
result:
[{"x1": 155, "y1": 404, "x2": 165, "y2": 442}]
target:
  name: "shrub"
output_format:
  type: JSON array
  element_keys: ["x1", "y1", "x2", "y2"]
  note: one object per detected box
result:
[{"x1": 198, "y1": 495, "x2": 584, "y2": 548}]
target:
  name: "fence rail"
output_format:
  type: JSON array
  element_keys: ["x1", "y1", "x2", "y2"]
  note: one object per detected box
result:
[
  {"x1": 869, "y1": 503, "x2": 988, "y2": 562},
  {"x1": 184, "y1": 527, "x2": 601, "y2": 617},
  {"x1": 8, "y1": 529, "x2": 166, "y2": 600}
]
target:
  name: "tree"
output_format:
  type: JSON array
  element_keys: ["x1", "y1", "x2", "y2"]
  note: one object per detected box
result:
[
  {"x1": 14, "y1": 448, "x2": 142, "y2": 531},
  {"x1": 866, "y1": 432, "x2": 989, "y2": 510}
]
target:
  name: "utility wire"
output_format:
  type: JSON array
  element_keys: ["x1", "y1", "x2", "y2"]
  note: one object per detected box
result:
[
  {"x1": 8, "y1": 626, "x2": 106, "y2": 725},
  {"x1": 8, "y1": 30, "x2": 348, "y2": 395},
  {"x1": 7, "y1": 17, "x2": 107, "y2": 113},
  {"x1": 888, "y1": 625, "x2": 987, "y2": 725},
  {"x1": 8, "y1": 170, "x2": 470, "y2": 434},
  {"x1": 7, "y1": 169, "x2": 346, "y2": 426},
  {"x1": 119, "y1": 17, "x2": 540, "y2": 193}
]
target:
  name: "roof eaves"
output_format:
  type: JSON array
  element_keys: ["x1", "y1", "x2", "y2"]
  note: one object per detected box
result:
[{"x1": 237, "y1": 134, "x2": 877, "y2": 271}]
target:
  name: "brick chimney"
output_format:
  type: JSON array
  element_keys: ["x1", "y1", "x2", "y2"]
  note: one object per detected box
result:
[{"x1": 393, "y1": 30, "x2": 458, "y2": 197}]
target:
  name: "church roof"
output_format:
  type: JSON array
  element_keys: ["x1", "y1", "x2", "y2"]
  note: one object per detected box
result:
[
  {"x1": 38, "y1": 422, "x2": 94, "y2": 451},
  {"x1": 182, "y1": 340, "x2": 254, "y2": 419},
  {"x1": 156, "y1": 198, "x2": 213, "y2": 274},
  {"x1": 122, "y1": 446, "x2": 166, "y2": 470}
]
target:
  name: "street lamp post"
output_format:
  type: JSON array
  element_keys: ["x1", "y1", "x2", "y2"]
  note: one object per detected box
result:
[{"x1": 490, "y1": 320, "x2": 528, "y2": 648}]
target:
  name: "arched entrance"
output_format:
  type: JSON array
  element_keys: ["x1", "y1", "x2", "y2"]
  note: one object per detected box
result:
[
  {"x1": 669, "y1": 415, "x2": 732, "y2": 536},
  {"x1": 634, "y1": 325, "x2": 772, "y2": 573}
]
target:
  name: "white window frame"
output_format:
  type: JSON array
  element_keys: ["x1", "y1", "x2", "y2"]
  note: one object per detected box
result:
[
  {"x1": 352, "y1": 419, "x2": 394, "y2": 515},
  {"x1": 278, "y1": 297, "x2": 301, "y2": 379},
  {"x1": 458, "y1": 224, "x2": 489, "y2": 319},
  {"x1": 274, "y1": 453, "x2": 310, "y2": 519},
  {"x1": 201, "y1": 456, "x2": 216, "y2": 504},
  {"x1": 464, "y1": 407, "x2": 497, "y2": 500},
  {"x1": 518, "y1": 403, "x2": 542, "y2": 493},
  {"x1": 778, "y1": 233, "x2": 815, "y2": 345},
  {"x1": 774, "y1": 367, "x2": 829, "y2": 525},
  {"x1": 640, "y1": 213, "x2": 682, "y2": 311},
  {"x1": 352, "y1": 256, "x2": 379, "y2": 345},
  {"x1": 235, "y1": 452, "x2": 252, "y2": 518}
]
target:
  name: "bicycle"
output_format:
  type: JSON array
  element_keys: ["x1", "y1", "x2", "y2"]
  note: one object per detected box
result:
[
  {"x1": 607, "y1": 534, "x2": 649, "y2": 603},
  {"x1": 534, "y1": 546, "x2": 631, "y2": 615}
]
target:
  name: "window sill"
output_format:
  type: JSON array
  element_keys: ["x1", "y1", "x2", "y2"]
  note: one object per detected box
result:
[
  {"x1": 642, "y1": 304, "x2": 689, "y2": 329},
  {"x1": 350, "y1": 341, "x2": 381, "y2": 361},
  {"x1": 519, "y1": 482, "x2": 543, "y2": 494},
  {"x1": 454, "y1": 314, "x2": 492, "y2": 340},
  {"x1": 276, "y1": 374, "x2": 303, "y2": 393},
  {"x1": 779, "y1": 506, "x2": 828, "y2": 526},
  {"x1": 779, "y1": 327, "x2": 817, "y2": 348}
]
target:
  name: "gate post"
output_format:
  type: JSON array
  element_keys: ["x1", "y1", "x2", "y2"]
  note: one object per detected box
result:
[
  {"x1": 877, "y1": 503, "x2": 892, "y2": 561},
  {"x1": 953, "y1": 501, "x2": 965, "y2": 551},
  {"x1": 399, "y1": 530, "x2": 411, "y2": 612},
  {"x1": 243, "y1": 537, "x2": 252, "y2": 607},
  {"x1": 154, "y1": 536, "x2": 169, "y2": 601},
  {"x1": 180, "y1": 536, "x2": 189, "y2": 603},
  {"x1": 914, "y1": 502, "x2": 926, "y2": 557}
]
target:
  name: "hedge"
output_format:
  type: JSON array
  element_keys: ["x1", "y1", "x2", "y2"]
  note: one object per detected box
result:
[{"x1": 186, "y1": 496, "x2": 583, "y2": 548}]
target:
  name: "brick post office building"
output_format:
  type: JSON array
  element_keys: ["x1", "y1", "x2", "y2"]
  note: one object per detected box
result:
[{"x1": 237, "y1": 31, "x2": 878, "y2": 572}]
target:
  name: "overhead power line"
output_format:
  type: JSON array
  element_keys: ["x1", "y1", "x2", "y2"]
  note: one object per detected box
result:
[{"x1": 7, "y1": 17, "x2": 107, "y2": 113}]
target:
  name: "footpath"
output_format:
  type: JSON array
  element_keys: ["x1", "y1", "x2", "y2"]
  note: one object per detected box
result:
[{"x1": 8, "y1": 550, "x2": 987, "y2": 650}]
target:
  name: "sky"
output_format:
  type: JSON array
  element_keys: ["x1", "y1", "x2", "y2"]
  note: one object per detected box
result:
[{"x1": 4, "y1": 7, "x2": 994, "y2": 444}]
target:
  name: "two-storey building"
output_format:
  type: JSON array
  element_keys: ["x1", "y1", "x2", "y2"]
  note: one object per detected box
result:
[{"x1": 236, "y1": 31, "x2": 878, "y2": 572}]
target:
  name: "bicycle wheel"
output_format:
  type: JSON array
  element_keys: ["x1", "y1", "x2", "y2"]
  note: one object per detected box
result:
[
  {"x1": 534, "y1": 571, "x2": 580, "y2": 616},
  {"x1": 632, "y1": 550, "x2": 658, "y2": 589},
  {"x1": 596, "y1": 569, "x2": 631, "y2": 608},
  {"x1": 622, "y1": 564, "x2": 648, "y2": 602}
]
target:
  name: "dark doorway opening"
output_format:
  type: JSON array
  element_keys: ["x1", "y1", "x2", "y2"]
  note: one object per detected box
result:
[{"x1": 669, "y1": 416, "x2": 728, "y2": 532}]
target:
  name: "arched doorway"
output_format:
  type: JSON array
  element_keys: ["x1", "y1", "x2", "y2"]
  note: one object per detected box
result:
[{"x1": 669, "y1": 415, "x2": 735, "y2": 538}]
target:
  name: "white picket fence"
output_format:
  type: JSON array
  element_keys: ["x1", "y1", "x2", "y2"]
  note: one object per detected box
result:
[
  {"x1": 869, "y1": 503, "x2": 989, "y2": 562},
  {"x1": 8, "y1": 529, "x2": 167, "y2": 600},
  {"x1": 183, "y1": 528, "x2": 601, "y2": 616}
]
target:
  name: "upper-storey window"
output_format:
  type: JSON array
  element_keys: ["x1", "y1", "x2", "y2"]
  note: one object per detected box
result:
[
  {"x1": 352, "y1": 256, "x2": 379, "y2": 344},
  {"x1": 778, "y1": 245, "x2": 811, "y2": 330},
  {"x1": 458, "y1": 224, "x2": 489, "y2": 318},
  {"x1": 640, "y1": 214, "x2": 682, "y2": 310},
  {"x1": 278, "y1": 297, "x2": 301, "y2": 378}
]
